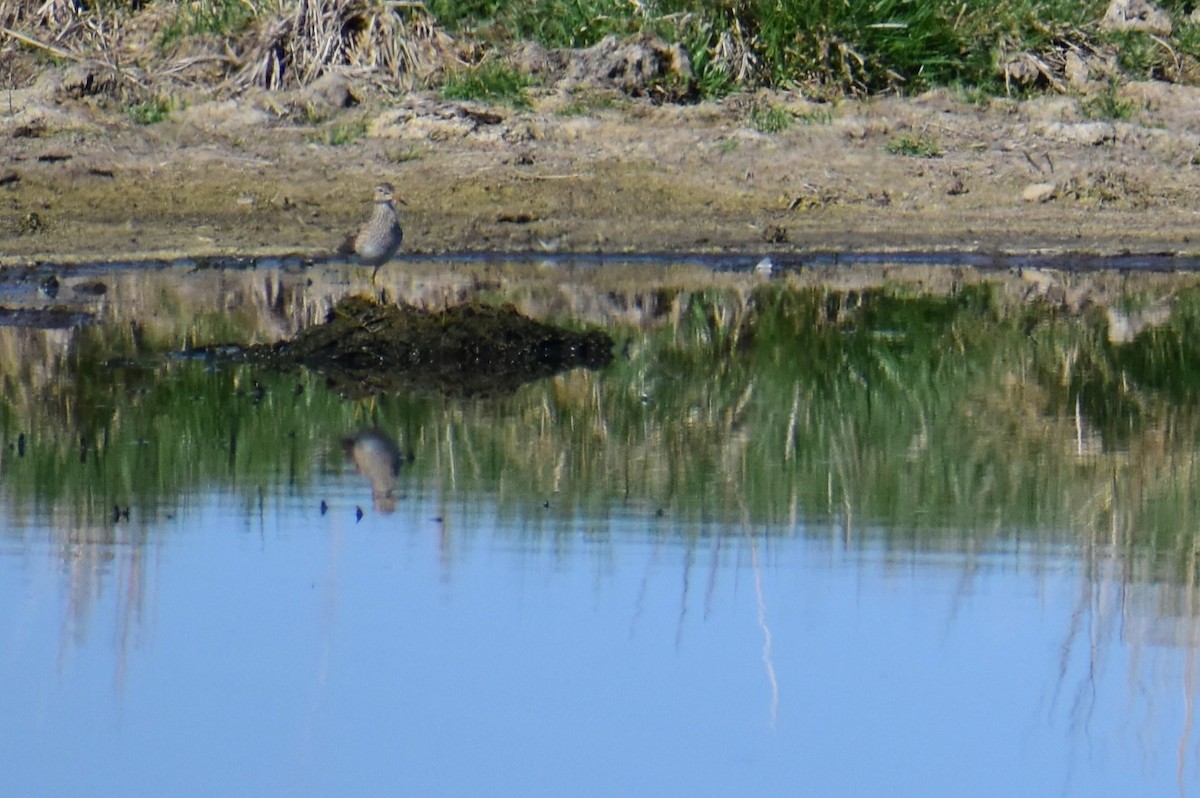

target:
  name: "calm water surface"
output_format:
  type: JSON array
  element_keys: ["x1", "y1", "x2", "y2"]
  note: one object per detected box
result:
[
  {"x1": 2, "y1": 260, "x2": 1200, "y2": 797},
  {"x1": 4, "y1": 489, "x2": 1193, "y2": 797}
]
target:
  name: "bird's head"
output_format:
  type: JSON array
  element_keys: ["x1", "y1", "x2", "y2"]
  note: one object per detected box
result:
[{"x1": 374, "y1": 182, "x2": 407, "y2": 206}]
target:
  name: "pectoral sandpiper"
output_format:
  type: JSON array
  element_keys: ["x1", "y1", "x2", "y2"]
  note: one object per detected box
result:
[
  {"x1": 342, "y1": 428, "x2": 404, "y2": 514},
  {"x1": 345, "y1": 182, "x2": 405, "y2": 278}
]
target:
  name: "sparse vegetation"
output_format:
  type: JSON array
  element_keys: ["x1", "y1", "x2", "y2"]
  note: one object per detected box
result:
[
  {"x1": 715, "y1": 138, "x2": 738, "y2": 155},
  {"x1": 1081, "y1": 79, "x2": 1138, "y2": 120},
  {"x1": 318, "y1": 117, "x2": 368, "y2": 146},
  {"x1": 441, "y1": 60, "x2": 531, "y2": 107},
  {"x1": 160, "y1": 0, "x2": 257, "y2": 49},
  {"x1": 795, "y1": 107, "x2": 834, "y2": 125},
  {"x1": 748, "y1": 101, "x2": 792, "y2": 133},
  {"x1": 556, "y1": 88, "x2": 619, "y2": 116},
  {"x1": 301, "y1": 103, "x2": 328, "y2": 125},
  {"x1": 387, "y1": 145, "x2": 422, "y2": 163},
  {"x1": 126, "y1": 96, "x2": 174, "y2": 125},
  {"x1": 886, "y1": 133, "x2": 942, "y2": 157}
]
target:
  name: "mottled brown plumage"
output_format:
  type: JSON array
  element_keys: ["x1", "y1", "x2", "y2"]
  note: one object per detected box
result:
[{"x1": 347, "y1": 182, "x2": 404, "y2": 278}]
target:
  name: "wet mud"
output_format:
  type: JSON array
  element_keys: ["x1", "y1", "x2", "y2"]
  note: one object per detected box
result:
[{"x1": 7, "y1": 81, "x2": 1200, "y2": 267}]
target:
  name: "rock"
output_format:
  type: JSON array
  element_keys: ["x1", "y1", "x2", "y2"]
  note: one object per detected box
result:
[
  {"x1": 508, "y1": 41, "x2": 570, "y2": 80},
  {"x1": 302, "y1": 71, "x2": 358, "y2": 114},
  {"x1": 1063, "y1": 51, "x2": 1090, "y2": 89},
  {"x1": 36, "y1": 65, "x2": 118, "y2": 101},
  {"x1": 1002, "y1": 55, "x2": 1047, "y2": 89},
  {"x1": 504, "y1": 33, "x2": 696, "y2": 98},
  {"x1": 1035, "y1": 121, "x2": 1118, "y2": 146},
  {"x1": 1022, "y1": 182, "x2": 1056, "y2": 203},
  {"x1": 1101, "y1": 0, "x2": 1172, "y2": 34},
  {"x1": 1122, "y1": 81, "x2": 1200, "y2": 121},
  {"x1": 175, "y1": 100, "x2": 270, "y2": 131},
  {"x1": 368, "y1": 99, "x2": 507, "y2": 140}
]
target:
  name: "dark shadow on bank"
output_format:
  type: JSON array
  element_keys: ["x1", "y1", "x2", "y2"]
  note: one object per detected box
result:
[{"x1": 203, "y1": 295, "x2": 615, "y2": 397}]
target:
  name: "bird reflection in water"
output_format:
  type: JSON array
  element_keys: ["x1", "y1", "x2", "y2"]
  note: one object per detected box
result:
[{"x1": 341, "y1": 428, "x2": 406, "y2": 514}]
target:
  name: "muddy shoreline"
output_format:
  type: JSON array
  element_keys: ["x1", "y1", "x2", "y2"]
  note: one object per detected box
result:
[{"x1": 4, "y1": 77, "x2": 1200, "y2": 268}]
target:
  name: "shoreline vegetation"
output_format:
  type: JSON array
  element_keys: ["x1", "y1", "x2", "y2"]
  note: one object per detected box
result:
[
  {"x1": 5, "y1": 1, "x2": 1200, "y2": 265},
  {"x1": 3, "y1": 0, "x2": 1200, "y2": 102}
]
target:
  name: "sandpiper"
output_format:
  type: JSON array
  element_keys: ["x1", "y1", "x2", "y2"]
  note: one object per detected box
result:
[
  {"x1": 348, "y1": 182, "x2": 404, "y2": 278},
  {"x1": 342, "y1": 428, "x2": 405, "y2": 514}
]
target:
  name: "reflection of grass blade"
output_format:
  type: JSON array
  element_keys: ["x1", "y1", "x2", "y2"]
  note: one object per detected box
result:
[
  {"x1": 747, "y1": 527, "x2": 779, "y2": 727},
  {"x1": 7, "y1": 278, "x2": 1200, "y2": 564}
]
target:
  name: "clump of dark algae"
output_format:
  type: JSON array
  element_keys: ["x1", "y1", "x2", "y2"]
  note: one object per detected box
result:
[{"x1": 234, "y1": 296, "x2": 614, "y2": 397}]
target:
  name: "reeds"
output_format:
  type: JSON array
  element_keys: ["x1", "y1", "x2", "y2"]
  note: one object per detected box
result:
[
  {"x1": 234, "y1": 0, "x2": 444, "y2": 90},
  {"x1": 0, "y1": 0, "x2": 449, "y2": 96}
]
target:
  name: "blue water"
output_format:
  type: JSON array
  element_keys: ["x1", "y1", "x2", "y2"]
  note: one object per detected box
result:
[{"x1": 2, "y1": 474, "x2": 1195, "y2": 798}]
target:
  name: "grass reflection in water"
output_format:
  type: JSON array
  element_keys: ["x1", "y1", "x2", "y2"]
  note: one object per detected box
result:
[
  {"x1": 2, "y1": 275, "x2": 1200, "y2": 572},
  {"x1": 7, "y1": 267, "x2": 1200, "y2": 792}
]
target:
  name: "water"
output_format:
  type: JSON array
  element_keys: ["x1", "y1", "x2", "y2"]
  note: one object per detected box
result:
[
  {"x1": 5, "y1": 495, "x2": 1193, "y2": 797},
  {"x1": 2, "y1": 259, "x2": 1199, "y2": 797}
]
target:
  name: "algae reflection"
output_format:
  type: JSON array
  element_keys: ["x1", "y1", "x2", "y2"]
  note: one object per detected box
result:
[{"x1": 3, "y1": 277, "x2": 1200, "y2": 563}]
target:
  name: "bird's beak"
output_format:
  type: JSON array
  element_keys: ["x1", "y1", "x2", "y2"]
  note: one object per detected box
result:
[{"x1": 396, "y1": 197, "x2": 408, "y2": 206}]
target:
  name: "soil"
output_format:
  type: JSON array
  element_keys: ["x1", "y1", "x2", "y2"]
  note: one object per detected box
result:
[{"x1": 4, "y1": 70, "x2": 1200, "y2": 267}]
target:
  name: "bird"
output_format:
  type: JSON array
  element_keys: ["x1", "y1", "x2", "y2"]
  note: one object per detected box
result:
[
  {"x1": 342, "y1": 428, "x2": 405, "y2": 514},
  {"x1": 342, "y1": 182, "x2": 405, "y2": 279}
]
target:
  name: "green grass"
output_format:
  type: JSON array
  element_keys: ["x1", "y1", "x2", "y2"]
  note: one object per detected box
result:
[
  {"x1": 301, "y1": 103, "x2": 328, "y2": 125},
  {"x1": 748, "y1": 101, "x2": 793, "y2": 133},
  {"x1": 795, "y1": 107, "x2": 834, "y2": 125},
  {"x1": 126, "y1": 96, "x2": 174, "y2": 125},
  {"x1": 423, "y1": 0, "x2": 1196, "y2": 99},
  {"x1": 1100, "y1": 29, "x2": 1174, "y2": 80},
  {"x1": 429, "y1": 0, "x2": 640, "y2": 49},
  {"x1": 886, "y1": 133, "x2": 942, "y2": 157},
  {"x1": 427, "y1": 0, "x2": 979, "y2": 95},
  {"x1": 1081, "y1": 80, "x2": 1138, "y2": 120},
  {"x1": 160, "y1": 0, "x2": 257, "y2": 49},
  {"x1": 320, "y1": 117, "x2": 369, "y2": 146},
  {"x1": 441, "y1": 61, "x2": 532, "y2": 107}
]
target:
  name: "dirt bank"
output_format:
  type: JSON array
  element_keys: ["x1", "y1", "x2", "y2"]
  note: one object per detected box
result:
[{"x1": 4, "y1": 74, "x2": 1200, "y2": 267}]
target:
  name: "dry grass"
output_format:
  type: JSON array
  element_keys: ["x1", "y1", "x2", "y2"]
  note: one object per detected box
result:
[
  {"x1": 0, "y1": 0, "x2": 455, "y2": 96},
  {"x1": 233, "y1": 0, "x2": 451, "y2": 91}
]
